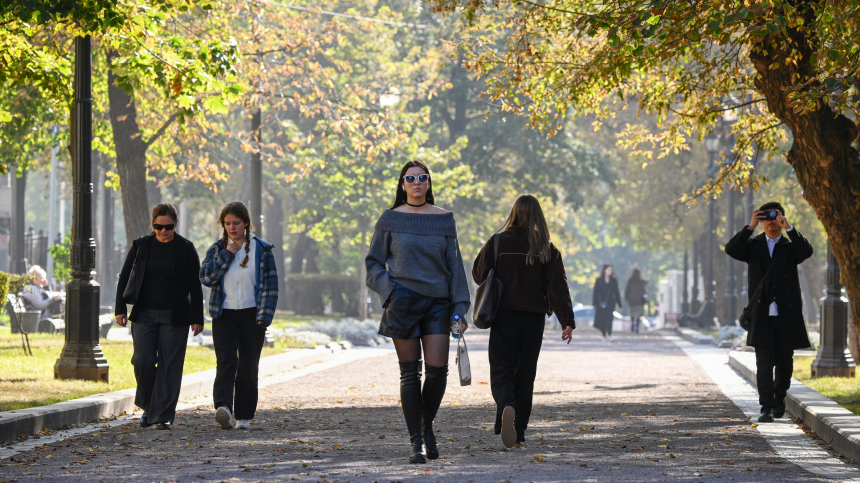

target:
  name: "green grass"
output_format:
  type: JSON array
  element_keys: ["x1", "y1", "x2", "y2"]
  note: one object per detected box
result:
[
  {"x1": 793, "y1": 355, "x2": 860, "y2": 415},
  {"x1": 268, "y1": 311, "x2": 340, "y2": 330},
  {"x1": 0, "y1": 326, "x2": 284, "y2": 412}
]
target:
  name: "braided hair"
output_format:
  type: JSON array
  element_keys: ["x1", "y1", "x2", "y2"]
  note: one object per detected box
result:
[{"x1": 218, "y1": 201, "x2": 253, "y2": 268}]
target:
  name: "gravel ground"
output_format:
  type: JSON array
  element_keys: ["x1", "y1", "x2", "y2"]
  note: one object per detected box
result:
[{"x1": 0, "y1": 326, "x2": 841, "y2": 482}]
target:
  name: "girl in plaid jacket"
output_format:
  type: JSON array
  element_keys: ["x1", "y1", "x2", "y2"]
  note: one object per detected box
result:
[{"x1": 200, "y1": 201, "x2": 279, "y2": 430}]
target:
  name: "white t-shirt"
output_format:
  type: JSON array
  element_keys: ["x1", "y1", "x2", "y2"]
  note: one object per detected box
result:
[{"x1": 222, "y1": 236, "x2": 257, "y2": 310}]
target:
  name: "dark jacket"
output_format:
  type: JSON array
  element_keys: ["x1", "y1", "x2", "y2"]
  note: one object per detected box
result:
[
  {"x1": 725, "y1": 227, "x2": 813, "y2": 349},
  {"x1": 115, "y1": 233, "x2": 205, "y2": 327},
  {"x1": 624, "y1": 278, "x2": 648, "y2": 307},
  {"x1": 472, "y1": 226, "x2": 575, "y2": 328}
]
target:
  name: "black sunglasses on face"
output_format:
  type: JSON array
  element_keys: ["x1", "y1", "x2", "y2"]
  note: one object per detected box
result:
[
  {"x1": 153, "y1": 223, "x2": 175, "y2": 231},
  {"x1": 404, "y1": 174, "x2": 429, "y2": 184}
]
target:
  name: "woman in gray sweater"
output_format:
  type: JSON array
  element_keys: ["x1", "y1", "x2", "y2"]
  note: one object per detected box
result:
[{"x1": 366, "y1": 160, "x2": 471, "y2": 464}]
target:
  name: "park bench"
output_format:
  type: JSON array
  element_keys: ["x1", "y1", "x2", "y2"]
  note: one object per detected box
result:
[{"x1": 4, "y1": 293, "x2": 65, "y2": 334}]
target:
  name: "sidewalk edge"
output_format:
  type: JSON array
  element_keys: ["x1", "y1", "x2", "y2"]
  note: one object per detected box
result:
[
  {"x1": 0, "y1": 347, "x2": 337, "y2": 443},
  {"x1": 728, "y1": 350, "x2": 860, "y2": 462},
  {"x1": 675, "y1": 327, "x2": 715, "y2": 345}
]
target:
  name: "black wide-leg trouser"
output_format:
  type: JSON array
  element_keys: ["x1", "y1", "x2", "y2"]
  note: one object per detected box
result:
[
  {"x1": 131, "y1": 309, "x2": 189, "y2": 425},
  {"x1": 488, "y1": 308, "x2": 545, "y2": 443},
  {"x1": 754, "y1": 316, "x2": 794, "y2": 409},
  {"x1": 212, "y1": 307, "x2": 266, "y2": 421}
]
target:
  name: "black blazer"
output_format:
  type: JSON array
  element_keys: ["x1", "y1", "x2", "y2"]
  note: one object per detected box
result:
[
  {"x1": 725, "y1": 226, "x2": 813, "y2": 350},
  {"x1": 115, "y1": 233, "x2": 204, "y2": 327}
]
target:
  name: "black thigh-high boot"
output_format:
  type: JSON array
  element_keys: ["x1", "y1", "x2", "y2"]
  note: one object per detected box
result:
[
  {"x1": 399, "y1": 360, "x2": 426, "y2": 464},
  {"x1": 422, "y1": 363, "x2": 448, "y2": 460}
]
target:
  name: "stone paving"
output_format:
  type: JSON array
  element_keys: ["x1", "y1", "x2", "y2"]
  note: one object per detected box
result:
[{"x1": 1, "y1": 326, "x2": 856, "y2": 482}]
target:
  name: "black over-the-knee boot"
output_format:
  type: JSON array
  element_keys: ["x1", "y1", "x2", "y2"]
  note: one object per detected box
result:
[
  {"x1": 399, "y1": 360, "x2": 425, "y2": 464},
  {"x1": 422, "y1": 363, "x2": 448, "y2": 460}
]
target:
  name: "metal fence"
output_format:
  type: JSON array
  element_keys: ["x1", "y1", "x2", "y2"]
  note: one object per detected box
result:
[{"x1": 24, "y1": 226, "x2": 48, "y2": 270}]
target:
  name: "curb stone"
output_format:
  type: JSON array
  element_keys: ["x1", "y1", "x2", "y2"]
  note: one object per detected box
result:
[
  {"x1": 729, "y1": 350, "x2": 860, "y2": 462},
  {"x1": 675, "y1": 327, "x2": 715, "y2": 345},
  {"x1": 0, "y1": 347, "x2": 344, "y2": 443}
]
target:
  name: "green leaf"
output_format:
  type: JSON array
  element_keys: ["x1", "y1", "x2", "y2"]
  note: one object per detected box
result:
[
  {"x1": 775, "y1": 15, "x2": 788, "y2": 25},
  {"x1": 647, "y1": 15, "x2": 661, "y2": 25},
  {"x1": 766, "y1": 23, "x2": 779, "y2": 33},
  {"x1": 827, "y1": 49, "x2": 841, "y2": 61}
]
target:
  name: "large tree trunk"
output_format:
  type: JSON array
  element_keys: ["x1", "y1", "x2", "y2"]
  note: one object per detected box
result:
[
  {"x1": 107, "y1": 51, "x2": 149, "y2": 245},
  {"x1": 750, "y1": 14, "x2": 860, "y2": 342}
]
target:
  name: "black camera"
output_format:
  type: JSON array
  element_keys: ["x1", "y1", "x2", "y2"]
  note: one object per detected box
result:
[{"x1": 763, "y1": 210, "x2": 779, "y2": 221}]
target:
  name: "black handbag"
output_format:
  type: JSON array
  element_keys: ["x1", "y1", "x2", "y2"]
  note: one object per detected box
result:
[
  {"x1": 472, "y1": 234, "x2": 504, "y2": 329},
  {"x1": 739, "y1": 257, "x2": 780, "y2": 331},
  {"x1": 121, "y1": 241, "x2": 143, "y2": 305}
]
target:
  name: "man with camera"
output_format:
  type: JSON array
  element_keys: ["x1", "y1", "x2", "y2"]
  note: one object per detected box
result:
[{"x1": 725, "y1": 201, "x2": 814, "y2": 423}]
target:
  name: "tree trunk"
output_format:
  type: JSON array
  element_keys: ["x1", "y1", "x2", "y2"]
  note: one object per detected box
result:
[
  {"x1": 750, "y1": 19, "x2": 860, "y2": 348},
  {"x1": 107, "y1": 51, "x2": 150, "y2": 245},
  {"x1": 358, "y1": 216, "x2": 369, "y2": 320},
  {"x1": 266, "y1": 194, "x2": 287, "y2": 310},
  {"x1": 9, "y1": 168, "x2": 27, "y2": 273}
]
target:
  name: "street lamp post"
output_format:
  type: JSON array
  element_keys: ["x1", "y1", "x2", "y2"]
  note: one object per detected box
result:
[
  {"x1": 724, "y1": 188, "x2": 739, "y2": 324},
  {"x1": 703, "y1": 134, "x2": 721, "y2": 326},
  {"x1": 250, "y1": 108, "x2": 263, "y2": 237},
  {"x1": 691, "y1": 239, "x2": 700, "y2": 313},
  {"x1": 54, "y1": 35, "x2": 109, "y2": 382},
  {"x1": 682, "y1": 249, "x2": 690, "y2": 314},
  {"x1": 811, "y1": 241, "x2": 855, "y2": 377}
]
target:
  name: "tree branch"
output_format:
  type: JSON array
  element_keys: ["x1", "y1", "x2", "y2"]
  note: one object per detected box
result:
[{"x1": 144, "y1": 112, "x2": 179, "y2": 149}]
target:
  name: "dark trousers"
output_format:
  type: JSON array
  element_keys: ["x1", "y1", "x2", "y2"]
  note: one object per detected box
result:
[
  {"x1": 489, "y1": 308, "x2": 545, "y2": 443},
  {"x1": 755, "y1": 316, "x2": 794, "y2": 409},
  {"x1": 131, "y1": 309, "x2": 189, "y2": 424},
  {"x1": 212, "y1": 308, "x2": 265, "y2": 420}
]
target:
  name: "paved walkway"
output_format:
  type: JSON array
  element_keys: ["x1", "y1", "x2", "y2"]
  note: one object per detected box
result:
[{"x1": 1, "y1": 327, "x2": 858, "y2": 482}]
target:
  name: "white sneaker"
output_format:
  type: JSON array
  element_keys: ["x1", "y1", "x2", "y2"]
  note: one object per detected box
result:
[
  {"x1": 215, "y1": 407, "x2": 235, "y2": 430},
  {"x1": 607, "y1": 335, "x2": 614, "y2": 342},
  {"x1": 235, "y1": 419, "x2": 251, "y2": 430}
]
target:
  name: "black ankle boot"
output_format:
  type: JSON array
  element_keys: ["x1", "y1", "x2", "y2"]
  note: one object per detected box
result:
[
  {"x1": 399, "y1": 360, "x2": 426, "y2": 464},
  {"x1": 422, "y1": 363, "x2": 447, "y2": 460}
]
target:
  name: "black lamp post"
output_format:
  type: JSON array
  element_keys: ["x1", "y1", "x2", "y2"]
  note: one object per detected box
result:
[
  {"x1": 691, "y1": 239, "x2": 700, "y2": 313},
  {"x1": 682, "y1": 249, "x2": 690, "y2": 314},
  {"x1": 703, "y1": 134, "x2": 721, "y2": 326},
  {"x1": 54, "y1": 35, "x2": 109, "y2": 382},
  {"x1": 724, "y1": 188, "x2": 739, "y2": 324},
  {"x1": 811, "y1": 241, "x2": 855, "y2": 377}
]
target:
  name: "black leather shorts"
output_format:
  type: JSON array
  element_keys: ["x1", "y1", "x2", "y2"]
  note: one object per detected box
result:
[{"x1": 378, "y1": 283, "x2": 451, "y2": 339}]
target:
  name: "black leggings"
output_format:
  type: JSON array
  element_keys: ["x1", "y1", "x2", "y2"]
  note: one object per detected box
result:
[{"x1": 488, "y1": 308, "x2": 545, "y2": 443}]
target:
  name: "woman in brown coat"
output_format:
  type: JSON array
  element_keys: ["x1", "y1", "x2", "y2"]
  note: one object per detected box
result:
[{"x1": 473, "y1": 195, "x2": 575, "y2": 450}]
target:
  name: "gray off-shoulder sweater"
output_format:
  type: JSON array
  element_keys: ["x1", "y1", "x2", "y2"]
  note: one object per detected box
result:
[{"x1": 365, "y1": 209, "x2": 471, "y2": 321}]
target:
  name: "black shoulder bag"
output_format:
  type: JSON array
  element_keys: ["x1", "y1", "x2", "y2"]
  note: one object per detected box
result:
[
  {"x1": 738, "y1": 257, "x2": 780, "y2": 331},
  {"x1": 121, "y1": 241, "x2": 144, "y2": 305},
  {"x1": 473, "y1": 234, "x2": 504, "y2": 329}
]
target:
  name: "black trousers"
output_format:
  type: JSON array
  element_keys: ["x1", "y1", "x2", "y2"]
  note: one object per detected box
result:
[
  {"x1": 754, "y1": 316, "x2": 794, "y2": 409},
  {"x1": 212, "y1": 308, "x2": 265, "y2": 420},
  {"x1": 131, "y1": 309, "x2": 189, "y2": 424},
  {"x1": 489, "y1": 308, "x2": 545, "y2": 443}
]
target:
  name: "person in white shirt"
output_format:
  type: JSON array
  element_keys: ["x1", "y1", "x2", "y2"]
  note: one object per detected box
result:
[
  {"x1": 200, "y1": 201, "x2": 279, "y2": 430},
  {"x1": 725, "y1": 201, "x2": 813, "y2": 423}
]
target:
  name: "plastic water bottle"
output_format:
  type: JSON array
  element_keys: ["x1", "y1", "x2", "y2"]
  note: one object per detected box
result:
[{"x1": 452, "y1": 315, "x2": 461, "y2": 340}]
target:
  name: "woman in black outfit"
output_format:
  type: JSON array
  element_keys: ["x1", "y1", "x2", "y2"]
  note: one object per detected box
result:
[
  {"x1": 592, "y1": 264, "x2": 621, "y2": 342},
  {"x1": 115, "y1": 204, "x2": 204, "y2": 431},
  {"x1": 473, "y1": 195, "x2": 575, "y2": 449}
]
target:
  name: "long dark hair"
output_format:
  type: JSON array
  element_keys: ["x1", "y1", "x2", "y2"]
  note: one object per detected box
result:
[
  {"x1": 218, "y1": 201, "x2": 252, "y2": 268},
  {"x1": 598, "y1": 263, "x2": 616, "y2": 281},
  {"x1": 501, "y1": 195, "x2": 552, "y2": 265},
  {"x1": 391, "y1": 160, "x2": 435, "y2": 209},
  {"x1": 628, "y1": 268, "x2": 646, "y2": 283}
]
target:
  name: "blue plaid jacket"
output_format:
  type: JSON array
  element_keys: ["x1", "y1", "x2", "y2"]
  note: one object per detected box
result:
[{"x1": 199, "y1": 235, "x2": 279, "y2": 327}]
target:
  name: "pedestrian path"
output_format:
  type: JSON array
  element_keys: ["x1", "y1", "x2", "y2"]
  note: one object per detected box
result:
[
  {"x1": 0, "y1": 328, "x2": 855, "y2": 482},
  {"x1": 671, "y1": 335, "x2": 860, "y2": 481}
]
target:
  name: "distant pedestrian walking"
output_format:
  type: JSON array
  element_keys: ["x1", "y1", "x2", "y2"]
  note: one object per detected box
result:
[
  {"x1": 473, "y1": 195, "x2": 575, "y2": 450},
  {"x1": 365, "y1": 161, "x2": 471, "y2": 464},
  {"x1": 725, "y1": 201, "x2": 813, "y2": 423},
  {"x1": 115, "y1": 204, "x2": 204, "y2": 431},
  {"x1": 592, "y1": 264, "x2": 621, "y2": 341},
  {"x1": 624, "y1": 269, "x2": 648, "y2": 333},
  {"x1": 200, "y1": 201, "x2": 279, "y2": 431}
]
